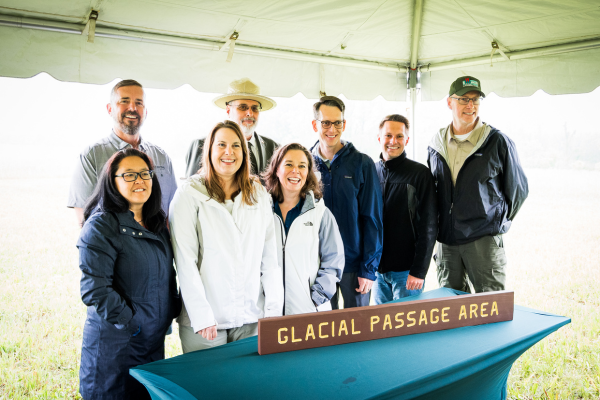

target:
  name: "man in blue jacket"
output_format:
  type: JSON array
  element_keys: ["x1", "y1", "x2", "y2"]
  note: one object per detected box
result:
[
  {"x1": 427, "y1": 76, "x2": 529, "y2": 293},
  {"x1": 310, "y1": 96, "x2": 383, "y2": 308}
]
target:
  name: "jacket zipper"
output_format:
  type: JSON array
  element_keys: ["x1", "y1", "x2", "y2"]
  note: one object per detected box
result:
[
  {"x1": 440, "y1": 136, "x2": 487, "y2": 241},
  {"x1": 274, "y1": 215, "x2": 287, "y2": 315},
  {"x1": 274, "y1": 202, "x2": 316, "y2": 316}
]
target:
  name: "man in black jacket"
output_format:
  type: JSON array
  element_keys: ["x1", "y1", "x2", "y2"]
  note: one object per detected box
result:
[
  {"x1": 183, "y1": 78, "x2": 279, "y2": 178},
  {"x1": 374, "y1": 114, "x2": 437, "y2": 304},
  {"x1": 427, "y1": 76, "x2": 528, "y2": 293}
]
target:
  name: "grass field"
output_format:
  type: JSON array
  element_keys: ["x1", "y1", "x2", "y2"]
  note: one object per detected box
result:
[{"x1": 0, "y1": 168, "x2": 598, "y2": 399}]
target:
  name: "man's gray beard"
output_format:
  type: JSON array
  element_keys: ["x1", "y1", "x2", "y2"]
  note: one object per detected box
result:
[
  {"x1": 121, "y1": 122, "x2": 141, "y2": 136},
  {"x1": 239, "y1": 123, "x2": 256, "y2": 140}
]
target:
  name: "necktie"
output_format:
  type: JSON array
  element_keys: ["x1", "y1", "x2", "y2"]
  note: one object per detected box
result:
[{"x1": 248, "y1": 141, "x2": 259, "y2": 175}]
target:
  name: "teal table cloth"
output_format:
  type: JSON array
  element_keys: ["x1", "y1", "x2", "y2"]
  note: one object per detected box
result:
[{"x1": 131, "y1": 288, "x2": 570, "y2": 400}]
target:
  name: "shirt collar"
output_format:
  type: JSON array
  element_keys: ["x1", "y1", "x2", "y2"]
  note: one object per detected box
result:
[
  {"x1": 273, "y1": 197, "x2": 304, "y2": 216},
  {"x1": 248, "y1": 132, "x2": 257, "y2": 148},
  {"x1": 447, "y1": 118, "x2": 484, "y2": 146},
  {"x1": 316, "y1": 140, "x2": 346, "y2": 162},
  {"x1": 109, "y1": 130, "x2": 145, "y2": 150}
]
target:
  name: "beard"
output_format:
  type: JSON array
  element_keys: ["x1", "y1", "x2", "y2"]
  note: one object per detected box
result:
[
  {"x1": 237, "y1": 117, "x2": 257, "y2": 139},
  {"x1": 118, "y1": 112, "x2": 143, "y2": 136}
]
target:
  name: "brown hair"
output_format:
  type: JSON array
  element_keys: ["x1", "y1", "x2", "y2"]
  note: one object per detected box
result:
[
  {"x1": 200, "y1": 120, "x2": 257, "y2": 206},
  {"x1": 262, "y1": 143, "x2": 322, "y2": 203},
  {"x1": 313, "y1": 96, "x2": 345, "y2": 120},
  {"x1": 110, "y1": 79, "x2": 143, "y2": 104},
  {"x1": 379, "y1": 114, "x2": 410, "y2": 131}
]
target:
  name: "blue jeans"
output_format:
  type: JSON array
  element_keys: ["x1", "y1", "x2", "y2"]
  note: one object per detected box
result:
[{"x1": 373, "y1": 271, "x2": 424, "y2": 305}]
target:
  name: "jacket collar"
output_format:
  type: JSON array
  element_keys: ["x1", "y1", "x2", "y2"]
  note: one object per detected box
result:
[
  {"x1": 187, "y1": 177, "x2": 251, "y2": 235},
  {"x1": 300, "y1": 191, "x2": 316, "y2": 214},
  {"x1": 270, "y1": 190, "x2": 317, "y2": 214},
  {"x1": 115, "y1": 210, "x2": 147, "y2": 230},
  {"x1": 379, "y1": 151, "x2": 407, "y2": 169},
  {"x1": 310, "y1": 140, "x2": 354, "y2": 165},
  {"x1": 429, "y1": 122, "x2": 492, "y2": 165}
]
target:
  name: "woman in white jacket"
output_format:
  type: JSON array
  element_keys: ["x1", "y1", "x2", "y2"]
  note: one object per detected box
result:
[
  {"x1": 262, "y1": 143, "x2": 344, "y2": 316},
  {"x1": 169, "y1": 120, "x2": 283, "y2": 353}
]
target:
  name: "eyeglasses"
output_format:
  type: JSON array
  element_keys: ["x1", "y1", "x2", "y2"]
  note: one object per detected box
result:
[
  {"x1": 227, "y1": 102, "x2": 262, "y2": 113},
  {"x1": 316, "y1": 120, "x2": 344, "y2": 129},
  {"x1": 115, "y1": 170, "x2": 154, "y2": 182},
  {"x1": 450, "y1": 96, "x2": 482, "y2": 105}
]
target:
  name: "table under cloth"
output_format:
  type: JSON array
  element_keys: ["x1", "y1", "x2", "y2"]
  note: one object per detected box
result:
[{"x1": 131, "y1": 288, "x2": 570, "y2": 400}]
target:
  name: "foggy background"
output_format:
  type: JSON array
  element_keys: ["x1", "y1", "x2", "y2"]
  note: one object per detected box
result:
[{"x1": 1, "y1": 73, "x2": 599, "y2": 183}]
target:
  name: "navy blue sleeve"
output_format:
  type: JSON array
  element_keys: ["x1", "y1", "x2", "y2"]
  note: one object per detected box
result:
[
  {"x1": 501, "y1": 136, "x2": 529, "y2": 222},
  {"x1": 77, "y1": 214, "x2": 135, "y2": 330},
  {"x1": 410, "y1": 167, "x2": 438, "y2": 279},
  {"x1": 357, "y1": 156, "x2": 384, "y2": 281}
]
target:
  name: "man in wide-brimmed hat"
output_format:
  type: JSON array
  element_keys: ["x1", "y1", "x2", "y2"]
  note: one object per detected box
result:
[
  {"x1": 184, "y1": 78, "x2": 279, "y2": 178},
  {"x1": 428, "y1": 75, "x2": 528, "y2": 294}
]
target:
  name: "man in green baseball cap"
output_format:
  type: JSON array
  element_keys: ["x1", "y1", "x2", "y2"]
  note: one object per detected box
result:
[
  {"x1": 426, "y1": 75, "x2": 529, "y2": 294},
  {"x1": 448, "y1": 75, "x2": 486, "y2": 98}
]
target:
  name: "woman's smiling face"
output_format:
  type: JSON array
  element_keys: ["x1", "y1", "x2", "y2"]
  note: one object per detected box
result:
[
  {"x1": 276, "y1": 149, "x2": 309, "y2": 199},
  {"x1": 114, "y1": 156, "x2": 153, "y2": 209},
  {"x1": 211, "y1": 127, "x2": 243, "y2": 180}
]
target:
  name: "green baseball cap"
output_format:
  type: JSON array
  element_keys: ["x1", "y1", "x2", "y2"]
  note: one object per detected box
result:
[{"x1": 449, "y1": 76, "x2": 485, "y2": 97}]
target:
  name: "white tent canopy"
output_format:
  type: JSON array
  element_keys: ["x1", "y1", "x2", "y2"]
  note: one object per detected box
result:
[{"x1": 1, "y1": 0, "x2": 600, "y2": 101}]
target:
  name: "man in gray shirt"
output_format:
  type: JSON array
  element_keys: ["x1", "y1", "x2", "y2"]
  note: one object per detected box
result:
[{"x1": 68, "y1": 79, "x2": 177, "y2": 226}]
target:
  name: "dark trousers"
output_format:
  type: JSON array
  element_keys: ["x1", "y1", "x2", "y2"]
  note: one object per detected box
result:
[
  {"x1": 330, "y1": 272, "x2": 371, "y2": 309},
  {"x1": 436, "y1": 235, "x2": 507, "y2": 293}
]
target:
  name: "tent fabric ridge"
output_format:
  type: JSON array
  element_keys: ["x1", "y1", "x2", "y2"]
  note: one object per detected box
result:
[
  {"x1": 0, "y1": 12, "x2": 410, "y2": 73},
  {"x1": 419, "y1": 5, "x2": 600, "y2": 39}
]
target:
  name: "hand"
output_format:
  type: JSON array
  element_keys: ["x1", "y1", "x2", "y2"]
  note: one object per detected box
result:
[
  {"x1": 406, "y1": 275, "x2": 424, "y2": 291},
  {"x1": 196, "y1": 325, "x2": 218, "y2": 341},
  {"x1": 356, "y1": 277, "x2": 374, "y2": 294}
]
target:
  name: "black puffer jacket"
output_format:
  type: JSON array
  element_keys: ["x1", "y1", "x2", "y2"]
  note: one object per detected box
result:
[
  {"x1": 376, "y1": 152, "x2": 438, "y2": 279},
  {"x1": 427, "y1": 124, "x2": 529, "y2": 246}
]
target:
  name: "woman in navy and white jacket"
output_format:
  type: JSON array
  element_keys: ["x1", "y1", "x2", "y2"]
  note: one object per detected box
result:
[{"x1": 263, "y1": 143, "x2": 344, "y2": 315}]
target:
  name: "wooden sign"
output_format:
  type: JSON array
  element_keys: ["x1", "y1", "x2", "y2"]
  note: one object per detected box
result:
[{"x1": 258, "y1": 291, "x2": 513, "y2": 355}]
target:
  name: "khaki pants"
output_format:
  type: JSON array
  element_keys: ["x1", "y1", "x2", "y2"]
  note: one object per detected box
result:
[
  {"x1": 436, "y1": 235, "x2": 507, "y2": 293},
  {"x1": 179, "y1": 323, "x2": 258, "y2": 354}
]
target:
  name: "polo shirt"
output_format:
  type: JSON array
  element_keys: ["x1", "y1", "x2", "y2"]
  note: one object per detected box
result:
[
  {"x1": 67, "y1": 131, "x2": 178, "y2": 214},
  {"x1": 274, "y1": 198, "x2": 305, "y2": 235},
  {"x1": 446, "y1": 118, "x2": 486, "y2": 184}
]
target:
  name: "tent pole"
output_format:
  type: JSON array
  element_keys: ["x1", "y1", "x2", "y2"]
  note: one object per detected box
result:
[
  {"x1": 409, "y1": 0, "x2": 424, "y2": 70},
  {"x1": 411, "y1": 87, "x2": 417, "y2": 160},
  {"x1": 408, "y1": 69, "x2": 419, "y2": 161},
  {"x1": 408, "y1": 0, "x2": 424, "y2": 160}
]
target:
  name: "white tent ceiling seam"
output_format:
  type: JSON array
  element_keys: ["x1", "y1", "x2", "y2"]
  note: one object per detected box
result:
[
  {"x1": 4, "y1": 11, "x2": 600, "y2": 77},
  {"x1": 420, "y1": 37, "x2": 600, "y2": 73},
  {"x1": 0, "y1": 13, "x2": 407, "y2": 73}
]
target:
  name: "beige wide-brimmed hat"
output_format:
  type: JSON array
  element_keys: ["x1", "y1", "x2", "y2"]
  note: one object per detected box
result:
[{"x1": 213, "y1": 78, "x2": 277, "y2": 111}]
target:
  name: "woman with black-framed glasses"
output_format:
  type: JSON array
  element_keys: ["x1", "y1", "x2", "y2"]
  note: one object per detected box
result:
[{"x1": 77, "y1": 148, "x2": 181, "y2": 399}]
